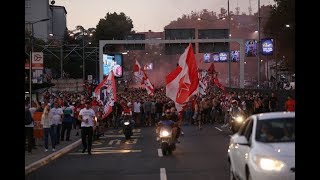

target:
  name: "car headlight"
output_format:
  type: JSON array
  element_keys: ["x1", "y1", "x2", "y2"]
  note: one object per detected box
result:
[
  {"x1": 254, "y1": 155, "x2": 285, "y2": 171},
  {"x1": 235, "y1": 116, "x2": 244, "y2": 123},
  {"x1": 124, "y1": 122, "x2": 130, "y2": 125},
  {"x1": 160, "y1": 130, "x2": 170, "y2": 137}
]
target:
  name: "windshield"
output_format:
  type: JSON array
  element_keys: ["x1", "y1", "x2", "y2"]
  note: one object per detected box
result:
[{"x1": 256, "y1": 117, "x2": 295, "y2": 143}]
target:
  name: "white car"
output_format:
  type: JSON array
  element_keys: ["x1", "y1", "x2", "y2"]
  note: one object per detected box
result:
[{"x1": 228, "y1": 112, "x2": 295, "y2": 180}]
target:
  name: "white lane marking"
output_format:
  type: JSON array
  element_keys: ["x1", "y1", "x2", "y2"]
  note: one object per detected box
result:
[
  {"x1": 104, "y1": 135, "x2": 142, "y2": 138},
  {"x1": 160, "y1": 168, "x2": 167, "y2": 180},
  {"x1": 158, "y1": 149, "x2": 163, "y2": 157},
  {"x1": 108, "y1": 139, "x2": 121, "y2": 145},
  {"x1": 69, "y1": 149, "x2": 142, "y2": 155},
  {"x1": 215, "y1": 127, "x2": 223, "y2": 131}
]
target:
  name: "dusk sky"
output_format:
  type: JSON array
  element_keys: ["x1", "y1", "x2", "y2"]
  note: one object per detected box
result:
[{"x1": 55, "y1": 0, "x2": 274, "y2": 32}]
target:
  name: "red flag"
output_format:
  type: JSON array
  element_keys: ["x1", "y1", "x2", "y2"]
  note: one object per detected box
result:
[
  {"x1": 166, "y1": 43, "x2": 199, "y2": 112},
  {"x1": 213, "y1": 77, "x2": 225, "y2": 93},
  {"x1": 94, "y1": 71, "x2": 117, "y2": 118},
  {"x1": 133, "y1": 60, "x2": 155, "y2": 95},
  {"x1": 207, "y1": 63, "x2": 217, "y2": 75}
]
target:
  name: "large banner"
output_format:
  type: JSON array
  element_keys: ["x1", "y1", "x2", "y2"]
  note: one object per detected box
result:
[{"x1": 94, "y1": 70, "x2": 117, "y2": 118}]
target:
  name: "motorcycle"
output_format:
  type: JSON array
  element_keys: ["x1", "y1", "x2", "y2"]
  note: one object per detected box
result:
[
  {"x1": 122, "y1": 119, "x2": 133, "y2": 140},
  {"x1": 159, "y1": 125, "x2": 176, "y2": 155},
  {"x1": 229, "y1": 115, "x2": 245, "y2": 134}
]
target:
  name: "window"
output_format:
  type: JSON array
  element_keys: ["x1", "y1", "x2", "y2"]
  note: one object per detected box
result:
[
  {"x1": 25, "y1": 0, "x2": 31, "y2": 8},
  {"x1": 255, "y1": 117, "x2": 295, "y2": 143}
]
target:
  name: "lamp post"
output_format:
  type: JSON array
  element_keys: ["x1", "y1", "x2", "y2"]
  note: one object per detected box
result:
[{"x1": 26, "y1": 18, "x2": 50, "y2": 107}]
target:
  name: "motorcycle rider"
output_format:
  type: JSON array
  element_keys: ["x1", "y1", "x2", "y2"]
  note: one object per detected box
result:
[
  {"x1": 156, "y1": 109, "x2": 178, "y2": 142},
  {"x1": 120, "y1": 102, "x2": 135, "y2": 127},
  {"x1": 228, "y1": 100, "x2": 244, "y2": 128}
]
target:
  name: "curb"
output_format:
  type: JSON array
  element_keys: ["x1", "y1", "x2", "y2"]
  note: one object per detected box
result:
[{"x1": 25, "y1": 139, "x2": 82, "y2": 175}]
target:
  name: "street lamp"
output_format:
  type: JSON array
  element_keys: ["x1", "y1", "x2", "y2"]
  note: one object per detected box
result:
[{"x1": 25, "y1": 18, "x2": 50, "y2": 107}]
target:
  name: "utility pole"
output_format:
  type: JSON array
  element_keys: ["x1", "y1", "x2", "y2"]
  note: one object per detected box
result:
[
  {"x1": 30, "y1": 24, "x2": 34, "y2": 107},
  {"x1": 228, "y1": 0, "x2": 231, "y2": 87},
  {"x1": 257, "y1": 0, "x2": 261, "y2": 88},
  {"x1": 82, "y1": 31, "x2": 85, "y2": 82},
  {"x1": 60, "y1": 41, "x2": 63, "y2": 78}
]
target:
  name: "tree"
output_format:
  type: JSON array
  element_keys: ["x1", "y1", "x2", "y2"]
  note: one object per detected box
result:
[
  {"x1": 264, "y1": 0, "x2": 295, "y2": 72},
  {"x1": 94, "y1": 12, "x2": 133, "y2": 42}
]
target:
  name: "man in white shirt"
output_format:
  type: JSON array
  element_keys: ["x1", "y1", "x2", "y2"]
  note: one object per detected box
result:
[
  {"x1": 50, "y1": 101, "x2": 64, "y2": 145},
  {"x1": 79, "y1": 101, "x2": 96, "y2": 155},
  {"x1": 133, "y1": 99, "x2": 141, "y2": 126}
]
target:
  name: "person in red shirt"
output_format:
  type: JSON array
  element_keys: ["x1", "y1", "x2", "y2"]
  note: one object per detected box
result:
[
  {"x1": 285, "y1": 95, "x2": 295, "y2": 112},
  {"x1": 90, "y1": 97, "x2": 100, "y2": 107}
]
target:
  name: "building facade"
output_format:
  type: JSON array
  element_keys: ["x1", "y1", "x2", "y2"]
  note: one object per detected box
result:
[{"x1": 25, "y1": 0, "x2": 67, "y2": 41}]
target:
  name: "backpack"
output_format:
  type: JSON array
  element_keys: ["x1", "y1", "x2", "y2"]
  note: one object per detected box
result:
[{"x1": 25, "y1": 108, "x2": 33, "y2": 125}]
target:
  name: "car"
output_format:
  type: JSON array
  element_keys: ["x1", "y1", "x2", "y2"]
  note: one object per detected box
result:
[{"x1": 227, "y1": 112, "x2": 295, "y2": 180}]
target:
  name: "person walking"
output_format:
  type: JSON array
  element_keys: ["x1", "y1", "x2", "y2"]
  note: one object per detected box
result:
[
  {"x1": 61, "y1": 102, "x2": 73, "y2": 141},
  {"x1": 25, "y1": 99, "x2": 34, "y2": 153},
  {"x1": 78, "y1": 101, "x2": 96, "y2": 155},
  {"x1": 50, "y1": 101, "x2": 64, "y2": 146},
  {"x1": 285, "y1": 95, "x2": 295, "y2": 112},
  {"x1": 41, "y1": 103, "x2": 55, "y2": 152}
]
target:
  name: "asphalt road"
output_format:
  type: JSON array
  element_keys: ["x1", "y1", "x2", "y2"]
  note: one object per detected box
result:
[{"x1": 25, "y1": 124, "x2": 232, "y2": 180}]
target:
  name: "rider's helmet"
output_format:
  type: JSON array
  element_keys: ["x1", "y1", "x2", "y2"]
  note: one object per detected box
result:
[{"x1": 231, "y1": 99, "x2": 238, "y2": 105}]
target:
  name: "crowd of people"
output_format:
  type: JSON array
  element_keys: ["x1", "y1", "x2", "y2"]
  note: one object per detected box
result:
[{"x1": 25, "y1": 84, "x2": 295, "y2": 154}]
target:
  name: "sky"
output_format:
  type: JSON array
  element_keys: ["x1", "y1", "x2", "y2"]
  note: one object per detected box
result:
[{"x1": 55, "y1": 0, "x2": 274, "y2": 32}]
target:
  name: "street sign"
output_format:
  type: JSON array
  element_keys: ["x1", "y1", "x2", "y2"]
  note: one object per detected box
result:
[{"x1": 32, "y1": 52, "x2": 44, "y2": 70}]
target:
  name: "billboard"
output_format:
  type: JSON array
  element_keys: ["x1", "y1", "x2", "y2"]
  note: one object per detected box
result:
[
  {"x1": 245, "y1": 40, "x2": 258, "y2": 57},
  {"x1": 212, "y1": 53, "x2": 220, "y2": 62},
  {"x1": 219, "y1": 52, "x2": 228, "y2": 62},
  {"x1": 261, "y1": 38, "x2": 274, "y2": 56},
  {"x1": 204, "y1": 53, "x2": 211, "y2": 63},
  {"x1": 102, "y1": 53, "x2": 123, "y2": 77},
  {"x1": 231, "y1": 50, "x2": 240, "y2": 62},
  {"x1": 203, "y1": 52, "x2": 230, "y2": 62}
]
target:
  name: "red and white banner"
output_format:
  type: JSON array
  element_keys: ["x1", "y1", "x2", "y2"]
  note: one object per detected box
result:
[
  {"x1": 133, "y1": 60, "x2": 155, "y2": 95},
  {"x1": 198, "y1": 70, "x2": 208, "y2": 95},
  {"x1": 166, "y1": 43, "x2": 199, "y2": 112},
  {"x1": 94, "y1": 70, "x2": 117, "y2": 118},
  {"x1": 213, "y1": 77, "x2": 226, "y2": 93}
]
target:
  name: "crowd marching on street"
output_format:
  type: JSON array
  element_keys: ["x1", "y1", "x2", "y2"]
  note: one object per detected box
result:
[{"x1": 25, "y1": 83, "x2": 295, "y2": 154}]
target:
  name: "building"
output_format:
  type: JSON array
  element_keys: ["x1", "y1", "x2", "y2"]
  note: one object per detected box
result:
[
  {"x1": 49, "y1": 5, "x2": 68, "y2": 41},
  {"x1": 25, "y1": 0, "x2": 67, "y2": 41}
]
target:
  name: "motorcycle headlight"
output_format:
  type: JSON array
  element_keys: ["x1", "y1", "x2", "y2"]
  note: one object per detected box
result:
[
  {"x1": 253, "y1": 155, "x2": 285, "y2": 171},
  {"x1": 124, "y1": 122, "x2": 130, "y2": 125},
  {"x1": 160, "y1": 130, "x2": 170, "y2": 137},
  {"x1": 235, "y1": 116, "x2": 244, "y2": 123}
]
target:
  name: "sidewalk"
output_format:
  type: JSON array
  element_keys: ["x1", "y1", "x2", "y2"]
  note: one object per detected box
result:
[{"x1": 25, "y1": 129, "x2": 82, "y2": 175}]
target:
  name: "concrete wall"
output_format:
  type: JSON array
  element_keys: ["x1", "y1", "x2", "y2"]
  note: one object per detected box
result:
[{"x1": 50, "y1": 79, "x2": 84, "y2": 92}]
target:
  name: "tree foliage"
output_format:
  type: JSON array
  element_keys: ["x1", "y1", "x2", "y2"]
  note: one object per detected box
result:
[
  {"x1": 94, "y1": 12, "x2": 134, "y2": 42},
  {"x1": 264, "y1": 0, "x2": 295, "y2": 72}
]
